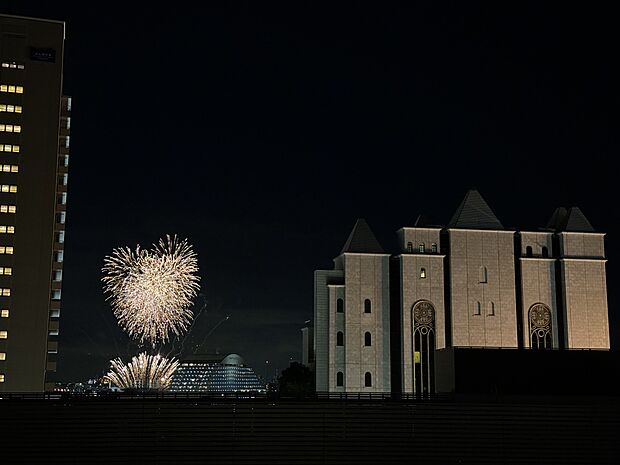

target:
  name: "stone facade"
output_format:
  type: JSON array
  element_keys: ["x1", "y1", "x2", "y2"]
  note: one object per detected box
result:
[{"x1": 313, "y1": 192, "x2": 610, "y2": 394}]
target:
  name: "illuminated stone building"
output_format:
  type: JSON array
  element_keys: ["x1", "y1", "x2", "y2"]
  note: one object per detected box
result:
[
  {"x1": 314, "y1": 189, "x2": 609, "y2": 394},
  {"x1": 0, "y1": 15, "x2": 71, "y2": 392}
]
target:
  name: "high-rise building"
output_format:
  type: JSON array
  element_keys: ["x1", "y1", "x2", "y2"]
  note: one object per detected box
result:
[
  {"x1": 0, "y1": 15, "x2": 71, "y2": 392},
  {"x1": 314, "y1": 190, "x2": 610, "y2": 394}
]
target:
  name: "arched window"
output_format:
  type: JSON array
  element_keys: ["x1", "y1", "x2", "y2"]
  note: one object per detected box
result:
[
  {"x1": 407, "y1": 242, "x2": 413, "y2": 253},
  {"x1": 364, "y1": 332, "x2": 372, "y2": 346},
  {"x1": 526, "y1": 246, "x2": 533, "y2": 257},
  {"x1": 419, "y1": 243, "x2": 425, "y2": 253},
  {"x1": 364, "y1": 372, "x2": 372, "y2": 387},
  {"x1": 336, "y1": 371, "x2": 344, "y2": 387},
  {"x1": 336, "y1": 331, "x2": 344, "y2": 346},
  {"x1": 474, "y1": 302, "x2": 481, "y2": 315},
  {"x1": 420, "y1": 268, "x2": 426, "y2": 279},
  {"x1": 364, "y1": 299, "x2": 371, "y2": 313},
  {"x1": 479, "y1": 266, "x2": 487, "y2": 283},
  {"x1": 336, "y1": 298, "x2": 344, "y2": 313},
  {"x1": 529, "y1": 304, "x2": 552, "y2": 349},
  {"x1": 488, "y1": 301, "x2": 495, "y2": 316},
  {"x1": 431, "y1": 243, "x2": 437, "y2": 253},
  {"x1": 412, "y1": 301, "x2": 436, "y2": 395},
  {"x1": 542, "y1": 246, "x2": 549, "y2": 258}
]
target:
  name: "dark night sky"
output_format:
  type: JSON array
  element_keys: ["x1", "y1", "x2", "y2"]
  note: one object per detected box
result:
[{"x1": 2, "y1": 2, "x2": 619, "y2": 382}]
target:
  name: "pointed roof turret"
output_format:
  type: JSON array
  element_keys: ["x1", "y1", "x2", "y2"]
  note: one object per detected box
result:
[
  {"x1": 339, "y1": 218, "x2": 385, "y2": 254},
  {"x1": 546, "y1": 206, "x2": 595, "y2": 232},
  {"x1": 448, "y1": 189, "x2": 504, "y2": 230}
]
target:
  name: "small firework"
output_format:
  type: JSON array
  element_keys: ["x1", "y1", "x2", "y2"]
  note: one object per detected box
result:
[
  {"x1": 102, "y1": 235, "x2": 200, "y2": 345},
  {"x1": 104, "y1": 352, "x2": 179, "y2": 390}
]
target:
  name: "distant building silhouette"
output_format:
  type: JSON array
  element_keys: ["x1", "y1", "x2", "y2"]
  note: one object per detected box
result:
[
  {"x1": 314, "y1": 190, "x2": 610, "y2": 394},
  {"x1": 0, "y1": 15, "x2": 71, "y2": 392},
  {"x1": 300, "y1": 319, "x2": 314, "y2": 369}
]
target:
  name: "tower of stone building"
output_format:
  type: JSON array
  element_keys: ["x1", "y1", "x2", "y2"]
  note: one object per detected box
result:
[
  {"x1": 445, "y1": 190, "x2": 518, "y2": 348},
  {"x1": 314, "y1": 219, "x2": 390, "y2": 393},
  {"x1": 547, "y1": 207, "x2": 609, "y2": 349},
  {"x1": 517, "y1": 227, "x2": 558, "y2": 349},
  {"x1": 395, "y1": 215, "x2": 446, "y2": 395}
]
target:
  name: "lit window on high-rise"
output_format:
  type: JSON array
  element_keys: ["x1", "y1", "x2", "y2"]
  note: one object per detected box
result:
[
  {"x1": 1, "y1": 165, "x2": 19, "y2": 173},
  {"x1": 1, "y1": 288, "x2": 11, "y2": 296},
  {"x1": 0, "y1": 205, "x2": 17, "y2": 213},
  {"x1": 0, "y1": 331, "x2": 7, "y2": 339},
  {"x1": 0, "y1": 267, "x2": 12, "y2": 275},
  {"x1": 0, "y1": 124, "x2": 21, "y2": 132},
  {"x1": 0, "y1": 144, "x2": 19, "y2": 152},
  {"x1": 0, "y1": 310, "x2": 8, "y2": 318},
  {"x1": 0, "y1": 226, "x2": 15, "y2": 233},
  {"x1": 0, "y1": 185, "x2": 17, "y2": 193}
]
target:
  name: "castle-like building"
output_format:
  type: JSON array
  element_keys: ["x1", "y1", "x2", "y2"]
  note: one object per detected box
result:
[{"x1": 313, "y1": 190, "x2": 609, "y2": 394}]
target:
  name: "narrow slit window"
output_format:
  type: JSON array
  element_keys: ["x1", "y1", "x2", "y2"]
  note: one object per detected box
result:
[
  {"x1": 479, "y1": 266, "x2": 487, "y2": 283},
  {"x1": 488, "y1": 301, "x2": 495, "y2": 316}
]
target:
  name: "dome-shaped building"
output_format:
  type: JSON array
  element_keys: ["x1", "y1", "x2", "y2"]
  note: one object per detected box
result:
[{"x1": 169, "y1": 353, "x2": 266, "y2": 394}]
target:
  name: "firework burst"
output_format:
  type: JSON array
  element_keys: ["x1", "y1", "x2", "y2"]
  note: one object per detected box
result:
[
  {"x1": 102, "y1": 235, "x2": 200, "y2": 345},
  {"x1": 104, "y1": 352, "x2": 179, "y2": 390}
]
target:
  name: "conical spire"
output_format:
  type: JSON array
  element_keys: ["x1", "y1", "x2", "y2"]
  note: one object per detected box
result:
[
  {"x1": 448, "y1": 189, "x2": 504, "y2": 230},
  {"x1": 339, "y1": 218, "x2": 385, "y2": 254},
  {"x1": 546, "y1": 206, "x2": 595, "y2": 232}
]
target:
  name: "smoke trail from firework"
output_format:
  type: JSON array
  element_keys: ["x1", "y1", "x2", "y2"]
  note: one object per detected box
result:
[{"x1": 102, "y1": 235, "x2": 200, "y2": 345}]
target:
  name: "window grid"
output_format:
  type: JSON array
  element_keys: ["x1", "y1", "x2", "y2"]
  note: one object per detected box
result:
[
  {"x1": 0, "y1": 144, "x2": 19, "y2": 152},
  {"x1": 0, "y1": 226, "x2": 15, "y2": 233},
  {"x1": 0, "y1": 205, "x2": 17, "y2": 213},
  {"x1": 0, "y1": 267, "x2": 12, "y2": 275},
  {"x1": 1, "y1": 165, "x2": 18, "y2": 173},
  {"x1": 0, "y1": 84, "x2": 24, "y2": 94},
  {"x1": 0, "y1": 104, "x2": 23, "y2": 113},
  {"x1": 1, "y1": 62, "x2": 25, "y2": 69},
  {"x1": 0, "y1": 124, "x2": 21, "y2": 133}
]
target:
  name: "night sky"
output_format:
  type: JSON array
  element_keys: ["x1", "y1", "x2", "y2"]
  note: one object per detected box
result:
[{"x1": 2, "y1": 2, "x2": 618, "y2": 382}]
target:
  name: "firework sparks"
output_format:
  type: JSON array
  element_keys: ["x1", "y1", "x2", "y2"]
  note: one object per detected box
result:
[
  {"x1": 104, "y1": 352, "x2": 179, "y2": 390},
  {"x1": 102, "y1": 235, "x2": 200, "y2": 345}
]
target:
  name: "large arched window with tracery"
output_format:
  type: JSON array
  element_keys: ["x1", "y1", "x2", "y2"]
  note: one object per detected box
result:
[
  {"x1": 412, "y1": 300, "x2": 436, "y2": 396},
  {"x1": 529, "y1": 303, "x2": 552, "y2": 349}
]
